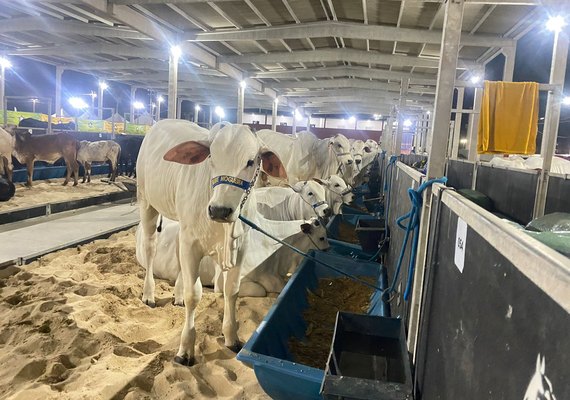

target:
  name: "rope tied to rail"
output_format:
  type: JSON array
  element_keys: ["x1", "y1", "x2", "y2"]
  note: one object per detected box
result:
[
  {"x1": 383, "y1": 176, "x2": 447, "y2": 302},
  {"x1": 238, "y1": 214, "x2": 383, "y2": 292}
]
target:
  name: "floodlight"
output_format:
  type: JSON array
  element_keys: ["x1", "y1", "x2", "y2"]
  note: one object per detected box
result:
[
  {"x1": 348, "y1": 116, "x2": 356, "y2": 124},
  {"x1": 294, "y1": 109, "x2": 303, "y2": 121},
  {"x1": 403, "y1": 119, "x2": 413, "y2": 127},
  {"x1": 157, "y1": 96, "x2": 164, "y2": 103},
  {"x1": 546, "y1": 16, "x2": 566, "y2": 33},
  {"x1": 133, "y1": 101, "x2": 145, "y2": 110},
  {"x1": 274, "y1": 98, "x2": 279, "y2": 104},
  {"x1": 0, "y1": 57, "x2": 11, "y2": 69},
  {"x1": 195, "y1": 104, "x2": 201, "y2": 111},
  {"x1": 171, "y1": 45, "x2": 182, "y2": 59},
  {"x1": 562, "y1": 96, "x2": 570, "y2": 106},
  {"x1": 99, "y1": 81, "x2": 108, "y2": 90},
  {"x1": 69, "y1": 97, "x2": 88, "y2": 109},
  {"x1": 215, "y1": 106, "x2": 225, "y2": 118},
  {"x1": 470, "y1": 75, "x2": 482, "y2": 84},
  {"x1": 240, "y1": 81, "x2": 247, "y2": 89}
]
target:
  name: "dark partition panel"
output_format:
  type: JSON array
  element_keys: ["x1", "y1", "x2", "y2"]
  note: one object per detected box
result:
[
  {"x1": 415, "y1": 197, "x2": 569, "y2": 400},
  {"x1": 446, "y1": 159, "x2": 475, "y2": 189},
  {"x1": 475, "y1": 165, "x2": 538, "y2": 224},
  {"x1": 546, "y1": 174, "x2": 570, "y2": 214}
]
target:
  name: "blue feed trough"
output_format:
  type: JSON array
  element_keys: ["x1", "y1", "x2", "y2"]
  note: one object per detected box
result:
[{"x1": 237, "y1": 245, "x2": 388, "y2": 400}]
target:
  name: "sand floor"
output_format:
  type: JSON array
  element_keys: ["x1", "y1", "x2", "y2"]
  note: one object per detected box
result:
[
  {"x1": 0, "y1": 176, "x2": 134, "y2": 212},
  {"x1": 0, "y1": 229, "x2": 273, "y2": 400}
]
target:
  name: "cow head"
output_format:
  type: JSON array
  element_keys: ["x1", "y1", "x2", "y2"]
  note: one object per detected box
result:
[
  {"x1": 163, "y1": 123, "x2": 287, "y2": 223},
  {"x1": 328, "y1": 134, "x2": 353, "y2": 167},
  {"x1": 290, "y1": 180, "x2": 331, "y2": 218},
  {"x1": 300, "y1": 218, "x2": 329, "y2": 251},
  {"x1": 524, "y1": 354, "x2": 556, "y2": 400},
  {"x1": 350, "y1": 140, "x2": 366, "y2": 167},
  {"x1": 315, "y1": 175, "x2": 354, "y2": 215}
]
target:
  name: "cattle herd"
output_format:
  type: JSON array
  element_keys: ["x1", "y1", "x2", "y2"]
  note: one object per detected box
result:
[
  {"x1": 0, "y1": 125, "x2": 143, "y2": 200},
  {"x1": 0, "y1": 120, "x2": 381, "y2": 368}
]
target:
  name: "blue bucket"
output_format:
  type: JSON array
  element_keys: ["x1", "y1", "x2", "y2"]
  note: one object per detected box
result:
[{"x1": 237, "y1": 246, "x2": 388, "y2": 400}]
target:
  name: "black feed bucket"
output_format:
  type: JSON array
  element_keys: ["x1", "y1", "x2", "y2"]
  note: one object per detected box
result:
[
  {"x1": 321, "y1": 312, "x2": 413, "y2": 400},
  {"x1": 355, "y1": 218, "x2": 385, "y2": 253}
]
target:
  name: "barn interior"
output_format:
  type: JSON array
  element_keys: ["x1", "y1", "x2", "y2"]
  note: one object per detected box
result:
[{"x1": 0, "y1": 0, "x2": 569, "y2": 399}]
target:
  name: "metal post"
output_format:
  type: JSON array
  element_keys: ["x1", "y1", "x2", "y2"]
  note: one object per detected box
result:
[
  {"x1": 467, "y1": 87, "x2": 483, "y2": 161},
  {"x1": 534, "y1": 30, "x2": 569, "y2": 218},
  {"x1": 451, "y1": 87, "x2": 465, "y2": 159},
  {"x1": 503, "y1": 46, "x2": 516, "y2": 82},
  {"x1": 47, "y1": 101, "x2": 52, "y2": 134},
  {"x1": 394, "y1": 78, "x2": 409, "y2": 156},
  {"x1": 177, "y1": 98, "x2": 183, "y2": 119},
  {"x1": 97, "y1": 84, "x2": 104, "y2": 119},
  {"x1": 208, "y1": 106, "x2": 213, "y2": 127},
  {"x1": 271, "y1": 99, "x2": 278, "y2": 131},
  {"x1": 167, "y1": 53, "x2": 179, "y2": 119},
  {"x1": 292, "y1": 110, "x2": 297, "y2": 134},
  {"x1": 384, "y1": 116, "x2": 393, "y2": 154},
  {"x1": 0, "y1": 64, "x2": 6, "y2": 123},
  {"x1": 237, "y1": 86, "x2": 245, "y2": 124},
  {"x1": 409, "y1": 0, "x2": 465, "y2": 362},
  {"x1": 130, "y1": 86, "x2": 136, "y2": 123},
  {"x1": 156, "y1": 98, "x2": 161, "y2": 121},
  {"x1": 194, "y1": 104, "x2": 199, "y2": 123},
  {"x1": 307, "y1": 113, "x2": 312, "y2": 130}
]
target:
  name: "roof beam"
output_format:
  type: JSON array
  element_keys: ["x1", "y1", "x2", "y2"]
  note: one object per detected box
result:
[
  {"x1": 106, "y1": 72, "x2": 236, "y2": 85},
  {"x1": 0, "y1": 16, "x2": 150, "y2": 39},
  {"x1": 272, "y1": 78, "x2": 436, "y2": 94},
  {"x1": 290, "y1": 91, "x2": 434, "y2": 104},
  {"x1": 7, "y1": 43, "x2": 166, "y2": 58},
  {"x1": 252, "y1": 66, "x2": 438, "y2": 85},
  {"x1": 223, "y1": 48, "x2": 478, "y2": 69},
  {"x1": 187, "y1": 21, "x2": 514, "y2": 48}
]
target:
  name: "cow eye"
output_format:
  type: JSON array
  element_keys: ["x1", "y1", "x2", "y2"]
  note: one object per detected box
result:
[
  {"x1": 246, "y1": 159, "x2": 255, "y2": 168},
  {"x1": 314, "y1": 220, "x2": 320, "y2": 226},
  {"x1": 308, "y1": 192, "x2": 313, "y2": 196},
  {"x1": 337, "y1": 144, "x2": 341, "y2": 148},
  {"x1": 319, "y1": 237, "x2": 325, "y2": 241},
  {"x1": 335, "y1": 184, "x2": 340, "y2": 187}
]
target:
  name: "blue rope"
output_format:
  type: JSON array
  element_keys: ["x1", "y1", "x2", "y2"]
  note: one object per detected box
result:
[{"x1": 384, "y1": 176, "x2": 447, "y2": 301}]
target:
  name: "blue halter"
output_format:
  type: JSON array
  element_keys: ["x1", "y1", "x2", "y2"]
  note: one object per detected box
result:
[
  {"x1": 211, "y1": 175, "x2": 251, "y2": 191},
  {"x1": 311, "y1": 200, "x2": 327, "y2": 209}
]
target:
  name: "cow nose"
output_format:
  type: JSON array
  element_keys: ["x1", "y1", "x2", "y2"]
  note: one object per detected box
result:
[
  {"x1": 355, "y1": 159, "x2": 362, "y2": 165},
  {"x1": 324, "y1": 207, "x2": 332, "y2": 217},
  {"x1": 208, "y1": 206, "x2": 233, "y2": 220},
  {"x1": 347, "y1": 159, "x2": 353, "y2": 165}
]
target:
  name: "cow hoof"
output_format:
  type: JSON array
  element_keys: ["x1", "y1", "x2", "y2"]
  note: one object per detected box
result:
[
  {"x1": 73, "y1": 182, "x2": 78, "y2": 187},
  {"x1": 143, "y1": 299, "x2": 156, "y2": 308},
  {"x1": 62, "y1": 181, "x2": 68, "y2": 186},
  {"x1": 173, "y1": 355, "x2": 195, "y2": 367},
  {"x1": 227, "y1": 341, "x2": 243, "y2": 353},
  {"x1": 173, "y1": 299, "x2": 184, "y2": 307}
]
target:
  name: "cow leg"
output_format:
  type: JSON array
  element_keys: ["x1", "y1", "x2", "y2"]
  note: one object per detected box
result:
[
  {"x1": 72, "y1": 159, "x2": 79, "y2": 186},
  {"x1": 222, "y1": 266, "x2": 242, "y2": 352},
  {"x1": 173, "y1": 271, "x2": 184, "y2": 306},
  {"x1": 86, "y1": 162, "x2": 91, "y2": 183},
  {"x1": 175, "y1": 234, "x2": 203, "y2": 366},
  {"x1": 26, "y1": 160, "x2": 34, "y2": 187},
  {"x1": 140, "y1": 204, "x2": 159, "y2": 307},
  {"x1": 81, "y1": 162, "x2": 87, "y2": 184},
  {"x1": 2, "y1": 157, "x2": 12, "y2": 183},
  {"x1": 63, "y1": 159, "x2": 71, "y2": 186}
]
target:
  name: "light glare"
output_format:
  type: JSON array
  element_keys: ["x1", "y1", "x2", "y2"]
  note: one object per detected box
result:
[
  {"x1": 157, "y1": 96, "x2": 164, "y2": 103},
  {"x1": 171, "y1": 45, "x2": 182, "y2": 59},
  {"x1": 133, "y1": 101, "x2": 145, "y2": 110},
  {"x1": 348, "y1": 116, "x2": 356, "y2": 124},
  {"x1": 470, "y1": 75, "x2": 482, "y2": 84},
  {"x1": 195, "y1": 104, "x2": 201, "y2": 111},
  {"x1": 240, "y1": 81, "x2": 247, "y2": 89},
  {"x1": 546, "y1": 16, "x2": 566, "y2": 32},
  {"x1": 99, "y1": 81, "x2": 108, "y2": 90},
  {"x1": 403, "y1": 119, "x2": 413, "y2": 127},
  {"x1": 562, "y1": 96, "x2": 570, "y2": 106},
  {"x1": 0, "y1": 57, "x2": 11, "y2": 69},
  {"x1": 215, "y1": 106, "x2": 225, "y2": 118},
  {"x1": 69, "y1": 97, "x2": 88, "y2": 109}
]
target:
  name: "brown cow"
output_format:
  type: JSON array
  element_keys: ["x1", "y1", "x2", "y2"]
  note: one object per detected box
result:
[{"x1": 13, "y1": 131, "x2": 79, "y2": 187}]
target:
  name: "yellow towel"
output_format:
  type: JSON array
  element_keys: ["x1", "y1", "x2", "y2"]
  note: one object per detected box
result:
[{"x1": 477, "y1": 81, "x2": 539, "y2": 155}]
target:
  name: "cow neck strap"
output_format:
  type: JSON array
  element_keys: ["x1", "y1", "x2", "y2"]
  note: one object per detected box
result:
[
  {"x1": 211, "y1": 175, "x2": 251, "y2": 191},
  {"x1": 239, "y1": 162, "x2": 261, "y2": 211},
  {"x1": 311, "y1": 200, "x2": 326, "y2": 209}
]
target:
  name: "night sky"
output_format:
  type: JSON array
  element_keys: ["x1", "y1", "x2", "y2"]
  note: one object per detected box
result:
[{"x1": 3, "y1": 27, "x2": 570, "y2": 152}]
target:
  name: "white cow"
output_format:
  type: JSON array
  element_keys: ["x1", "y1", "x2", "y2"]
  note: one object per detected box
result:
[
  {"x1": 0, "y1": 126, "x2": 14, "y2": 182},
  {"x1": 135, "y1": 215, "x2": 328, "y2": 302},
  {"x1": 137, "y1": 120, "x2": 287, "y2": 366},
  {"x1": 77, "y1": 140, "x2": 121, "y2": 183},
  {"x1": 317, "y1": 175, "x2": 355, "y2": 215},
  {"x1": 255, "y1": 180, "x2": 330, "y2": 220},
  {"x1": 257, "y1": 129, "x2": 354, "y2": 185}
]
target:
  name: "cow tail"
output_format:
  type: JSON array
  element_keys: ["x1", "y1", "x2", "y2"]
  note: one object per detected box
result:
[
  {"x1": 156, "y1": 215, "x2": 163, "y2": 233},
  {"x1": 115, "y1": 145, "x2": 121, "y2": 175}
]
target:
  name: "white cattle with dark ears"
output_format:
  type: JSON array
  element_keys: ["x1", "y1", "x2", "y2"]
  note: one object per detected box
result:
[
  {"x1": 257, "y1": 130, "x2": 354, "y2": 185},
  {"x1": 136, "y1": 120, "x2": 286, "y2": 366},
  {"x1": 254, "y1": 180, "x2": 331, "y2": 220}
]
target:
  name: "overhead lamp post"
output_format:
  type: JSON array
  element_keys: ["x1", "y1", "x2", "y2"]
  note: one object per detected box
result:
[
  {"x1": 88, "y1": 91, "x2": 97, "y2": 113},
  {"x1": 0, "y1": 56, "x2": 12, "y2": 122},
  {"x1": 157, "y1": 96, "x2": 164, "y2": 121},
  {"x1": 97, "y1": 81, "x2": 108, "y2": 119},
  {"x1": 168, "y1": 45, "x2": 182, "y2": 119},
  {"x1": 31, "y1": 98, "x2": 38, "y2": 113},
  {"x1": 237, "y1": 80, "x2": 246, "y2": 124},
  {"x1": 194, "y1": 104, "x2": 200, "y2": 123}
]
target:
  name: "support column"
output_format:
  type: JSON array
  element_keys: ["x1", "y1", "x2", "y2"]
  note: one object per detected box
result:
[
  {"x1": 0, "y1": 64, "x2": 5, "y2": 123},
  {"x1": 208, "y1": 106, "x2": 213, "y2": 127},
  {"x1": 467, "y1": 87, "x2": 483, "y2": 161},
  {"x1": 451, "y1": 87, "x2": 465, "y2": 159},
  {"x1": 237, "y1": 85, "x2": 245, "y2": 124},
  {"x1": 384, "y1": 116, "x2": 393, "y2": 154},
  {"x1": 194, "y1": 104, "x2": 200, "y2": 123},
  {"x1": 130, "y1": 86, "x2": 136, "y2": 123},
  {"x1": 394, "y1": 78, "x2": 409, "y2": 156},
  {"x1": 503, "y1": 46, "x2": 517, "y2": 82},
  {"x1": 55, "y1": 66, "x2": 63, "y2": 117},
  {"x1": 292, "y1": 110, "x2": 297, "y2": 134},
  {"x1": 167, "y1": 53, "x2": 179, "y2": 119},
  {"x1": 97, "y1": 83, "x2": 104, "y2": 120},
  {"x1": 271, "y1": 99, "x2": 278, "y2": 130},
  {"x1": 307, "y1": 113, "x2": 311, "y2": 130},
  {"x1": 176, "y1": 98, "x2": 183, "y2": 119},
  {"x1": 409, "y1": 0, "x2": 465, "y2": 363},
  {"x1": 534, "y1": 31, "x2": 569, "y2": 218}
]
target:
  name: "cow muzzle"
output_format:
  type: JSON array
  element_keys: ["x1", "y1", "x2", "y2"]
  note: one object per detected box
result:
[{"x1": 208, "y1": 205, "x2": 234, "y2": 221}]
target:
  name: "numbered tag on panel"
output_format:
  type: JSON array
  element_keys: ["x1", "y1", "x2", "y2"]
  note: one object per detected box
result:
[{"x1": 454, "y1": 218, "x2": 467, "y2": 273}]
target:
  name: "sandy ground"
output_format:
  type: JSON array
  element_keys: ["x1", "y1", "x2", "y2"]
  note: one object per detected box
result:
[
  {"x1": 0, "y1": 176, "x2": 134, "y2": 212},
  {"x1": 0, "y1": 229, "x2": 273, "y2": 400}
]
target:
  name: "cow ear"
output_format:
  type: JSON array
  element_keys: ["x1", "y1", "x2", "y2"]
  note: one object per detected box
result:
[
  {"x1": 260, "y1": 149, "x2": 287, "y2": 179},
  {"x1": 312, "y1": 178, "x2": 328, "y2": 186},
  {"x1": 163, "y1": 141, "x2": 210, "y2": 165},
  {"x1": 290, "y1": 181, "x2": 304, "y2": 193},
  {"x1": 300, "y1": 223, "x2": 312, "y2": 234}
]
